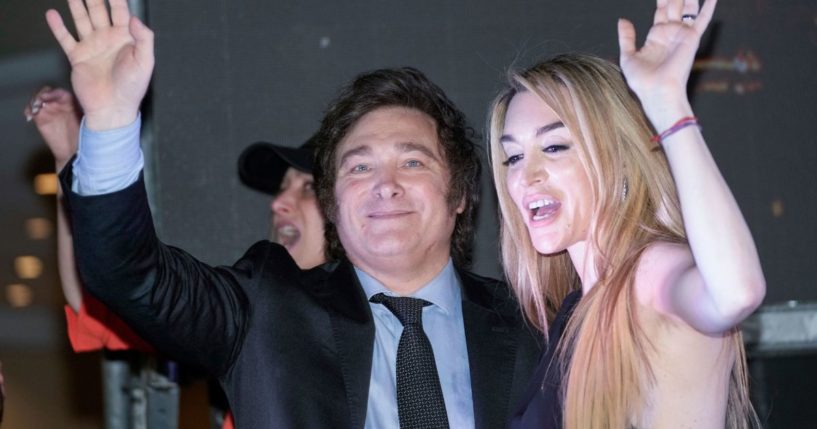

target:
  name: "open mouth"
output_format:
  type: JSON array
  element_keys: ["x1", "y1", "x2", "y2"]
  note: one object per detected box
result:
[
  {"x1": 276, "y1": 224, "x2": 301, "y2": 248},
  {"x1": 528, "y1": 198, "x2": 561, "y2": 222}
]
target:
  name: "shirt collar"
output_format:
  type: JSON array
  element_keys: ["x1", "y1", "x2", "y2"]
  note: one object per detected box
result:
[{"x1": 355, "y1": 259, "x2": 460, "y2": 316}]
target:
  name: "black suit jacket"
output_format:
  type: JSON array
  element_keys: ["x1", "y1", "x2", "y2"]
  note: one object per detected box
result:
[{"x1": 63, "y1": 170, "x2": 542, "y2": 428}]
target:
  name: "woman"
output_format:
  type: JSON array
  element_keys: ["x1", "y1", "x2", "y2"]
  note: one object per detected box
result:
[
  {"x1": 26, "y1": 85, "x2": 155, "y2": 352},
  {"x1": 489, "y1": 0, "x2": 765, "y2": 427}
]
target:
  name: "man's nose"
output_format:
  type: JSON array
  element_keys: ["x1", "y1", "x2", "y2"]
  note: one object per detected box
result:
[{"x1": 373, "y1": 167, "x2": 404, "y2": 199}]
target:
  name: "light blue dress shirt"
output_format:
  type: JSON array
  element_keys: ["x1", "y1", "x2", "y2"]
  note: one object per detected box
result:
[
  {"x1": 71, "y1": 115, "x2": 144, "y2": 195},
  {"x1": 73, "y1": 118, "x2": 476, "y2": 428},
  {"x1": 356, "y1": 262, "x2": 474, "y2": 429}
]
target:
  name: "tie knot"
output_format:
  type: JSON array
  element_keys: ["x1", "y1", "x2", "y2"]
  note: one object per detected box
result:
[{"x1": 370, "y1": 293, "x2": 431, "y2": 326}]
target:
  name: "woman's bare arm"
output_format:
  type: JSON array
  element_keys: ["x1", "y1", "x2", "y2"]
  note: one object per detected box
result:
[
  {"x1": 25, "y1": 86, "x2": 83, "y2": 311},
  {"x1": 620, "y1": 0, "x2": 765, "y2": 333}
]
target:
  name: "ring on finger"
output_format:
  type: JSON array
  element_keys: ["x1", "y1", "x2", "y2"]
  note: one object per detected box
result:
[
  {"x1": 681, "y1": 14, "x2": 697, "y2": 22},
  {"x1": 30, "y1": 99, "x2": 43, "y2": 114}
]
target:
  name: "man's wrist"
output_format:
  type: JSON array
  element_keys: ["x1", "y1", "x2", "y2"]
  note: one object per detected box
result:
[
  {"x1": 72, "y1": 113, "x2": 144, "y2": 195},
  {"x1": 83, "y1": 108, "x2": 140, "y2": 131}
]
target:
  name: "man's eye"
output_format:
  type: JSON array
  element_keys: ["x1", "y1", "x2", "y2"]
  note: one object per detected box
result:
[
  {"x1": 404, "y1": 159, "x2": 423, "y2": 168},
  {"x1": 502, "y1": 154, "x2": 523, "y2": 166},
  {"x1": 351, "y1": 164, "x2": 370, "y2": 173}
]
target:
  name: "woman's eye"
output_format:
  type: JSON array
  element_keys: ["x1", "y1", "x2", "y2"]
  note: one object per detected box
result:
[
  {"x1": 544, "y1": 144, "x2": 569, "y2": 153},
  {"x1": 502, "y1": 154, "x2": 523, "y2": 166},
  {"x1": 351, "y1": 164, "x2": 369, "y2": 173},
  {"x1": 303, "y1": 182, "x2": 316, "y2": 195},
  {"x1": 404, "y1": 159, "x2": 423, "y2": 168}
]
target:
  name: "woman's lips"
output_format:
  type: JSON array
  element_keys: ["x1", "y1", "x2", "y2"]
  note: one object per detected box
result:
[
  {"x1": 527, "y1": 198, "x2": 561, "y2": 222},
  {"x1": 276, "y1": 223, "x2": 301, "y2": 247}
]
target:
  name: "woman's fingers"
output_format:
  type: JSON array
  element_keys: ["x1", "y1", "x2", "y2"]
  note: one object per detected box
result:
[
  {"x1": 694, "y1": 0, "x2": 717, "y2": 34},
  {"x1": 666, "y1": 0, "x2": 684, "y2": 22},
  {"x1": 653, "y1": 0, "x2": 669, "y2": 24},
  {"x1": 618, "y1": 18, "x2": 637, "y2": 59}
]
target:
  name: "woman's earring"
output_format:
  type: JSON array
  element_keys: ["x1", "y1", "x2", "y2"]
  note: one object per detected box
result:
[{"x1": 622, "y1": 178, "x2": 629, "y2": 201}]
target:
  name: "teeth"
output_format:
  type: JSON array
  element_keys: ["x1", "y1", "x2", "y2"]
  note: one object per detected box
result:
[
  {"x1": 275, "y1": 225, "x2": 301, "y2": 247},
  {"x1": 528, "y1": 198, "x2": 560, "y2": 222},
  {"x1": 277, "y1": 225, "x2": 298, "y2": 237},
  {"x1": 528, "y1": 199, "x2": 554, "y2": 210}
]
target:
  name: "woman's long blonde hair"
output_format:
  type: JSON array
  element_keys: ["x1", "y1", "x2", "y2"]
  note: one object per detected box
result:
[{"x1": 489, "y1": 54, "x2": 756, "y2": 428}]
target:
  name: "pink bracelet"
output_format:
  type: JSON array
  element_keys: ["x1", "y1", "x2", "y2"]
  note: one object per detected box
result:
[{"x1": 651, "y1": 116, "x2": 700, "y2": 144}]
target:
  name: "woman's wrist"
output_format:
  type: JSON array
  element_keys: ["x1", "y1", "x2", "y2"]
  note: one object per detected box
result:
[
  {"x1": 640, "y1": 97, "x2": 694, "y2": 134},
  {"x1": 651, "y1": 116, "x2": 701, "y2": 144}
]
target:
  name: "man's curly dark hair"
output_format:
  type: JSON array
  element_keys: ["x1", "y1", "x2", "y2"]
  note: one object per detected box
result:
[{"x1": 313, "y1": 67, "x2": 480, "y2": 268}]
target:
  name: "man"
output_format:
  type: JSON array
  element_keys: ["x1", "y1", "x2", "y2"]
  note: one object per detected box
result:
[{"x1": 46, "y1": 1, "x2": 540, "y2": 427}]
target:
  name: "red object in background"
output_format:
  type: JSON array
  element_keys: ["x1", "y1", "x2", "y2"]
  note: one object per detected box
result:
[{"x1": 65, "y1": 293, "x2": 154, "y2": 353}]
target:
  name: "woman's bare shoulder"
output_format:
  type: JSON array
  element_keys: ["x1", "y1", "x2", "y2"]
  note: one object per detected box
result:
[{"x1": 633, "y1": 241, "x2": 693, "y2": 318}]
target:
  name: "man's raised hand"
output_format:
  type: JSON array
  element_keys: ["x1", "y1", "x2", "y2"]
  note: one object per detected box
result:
[{"x1": 46, "y1": 0, "x2": 154, "y2": 131}]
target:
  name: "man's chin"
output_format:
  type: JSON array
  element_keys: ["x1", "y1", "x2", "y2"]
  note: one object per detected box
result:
[{"x1": 365, "y1": 240, "x2": 420, "y2": 259}]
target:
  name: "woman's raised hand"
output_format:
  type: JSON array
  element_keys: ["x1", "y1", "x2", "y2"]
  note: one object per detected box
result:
[{"x1": 617, "y1": 0, "x2": 717, "y2": 116}]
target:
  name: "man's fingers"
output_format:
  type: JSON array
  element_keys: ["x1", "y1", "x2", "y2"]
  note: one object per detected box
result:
[
  {"x1": 618, "y1": 18, "x2": 637, "y2": 58},
  {"x1": 66, "y1": 0, "x2": 92, "y2": 39},
  {"x1": 109, "y1": 0, "x2": 131, "y2": 27},
  {"x1": 85, "y1": 0, "x2": 111, "y2": 29},
  {"x1": 130, "y1": 16, "x2": 155, "y2": 69},
  {"x1": 46, "y1": 10, "x2": 77, "y2": 55}
]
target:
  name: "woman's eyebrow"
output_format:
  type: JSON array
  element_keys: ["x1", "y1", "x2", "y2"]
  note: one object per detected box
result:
[{"x1": 500, "y1": 121, "x2": 565, "y2": 144}]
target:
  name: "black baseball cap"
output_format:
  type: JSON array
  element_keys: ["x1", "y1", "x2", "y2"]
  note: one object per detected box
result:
[{"x1": 238, "y1": 136, "x2": 317, "y2": 195}]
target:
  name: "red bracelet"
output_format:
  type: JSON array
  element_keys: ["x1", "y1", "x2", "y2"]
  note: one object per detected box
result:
[{"x1": 651, "y1": 116, "x2": 700, "y2": 144}]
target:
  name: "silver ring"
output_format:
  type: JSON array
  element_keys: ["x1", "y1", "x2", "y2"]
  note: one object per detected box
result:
[
  {"x1": 30, "y1": 99, "x2": 43, "y2": 114},
  {"x1": 681, "y1": 14, "x2": 697, "y2": 21}
]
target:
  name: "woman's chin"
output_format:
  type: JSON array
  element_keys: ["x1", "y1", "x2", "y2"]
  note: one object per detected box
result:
[{"x1": 531, "y1": 241, "x2": 566, "y2": 256}]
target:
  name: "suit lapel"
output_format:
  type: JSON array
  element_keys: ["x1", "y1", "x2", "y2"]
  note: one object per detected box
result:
[
  {"x1": 459, "y1": 271, "x2": 520, "y2": 429},
  {"x1": 324, "y1": 260, "x2": 375, "y2": 429}
]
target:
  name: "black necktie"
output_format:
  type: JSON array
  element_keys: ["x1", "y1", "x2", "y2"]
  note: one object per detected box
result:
[{"x1": 370, "y1": 293, "x2": 450, "y2": 429}]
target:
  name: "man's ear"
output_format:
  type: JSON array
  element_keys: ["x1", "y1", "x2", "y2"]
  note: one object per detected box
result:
[{"x1": 456, "y1": 195, "x2": 466, "y2": 214}]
